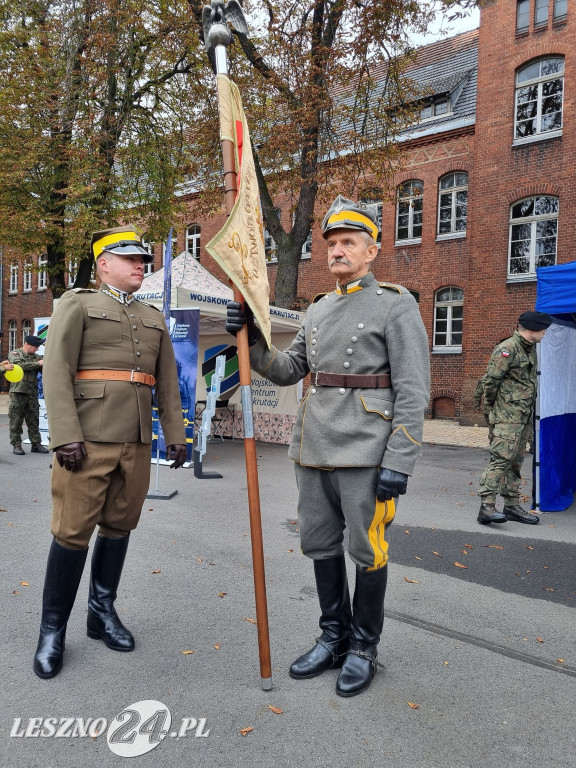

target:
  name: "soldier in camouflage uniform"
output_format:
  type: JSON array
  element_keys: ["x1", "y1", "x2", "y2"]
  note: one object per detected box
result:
[
  {"x1": 8, "y1": 335, "x2": 49, "y2": 455},
  {"x1": 477, "y1": 311, "x2": 552, "y2": 526}
]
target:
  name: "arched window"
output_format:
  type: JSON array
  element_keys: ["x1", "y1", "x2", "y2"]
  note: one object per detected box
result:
[
  {"x1": 508, "y1": 196, "x2": 558, "y2": 277},
  {"x1": 8, "y1": 321, "x2": 17, "y2": 352},
  {"x1": 434, "y1": 287, "x2": 463, "y2": 351},
  {"x1": 396, "y1": 180, "x2": 423, "y2": 243},
  {"x1": 186, "y1": 224, "x2": 201, "y2": 260},
  {"x1": 515, "y1": 58, "x2": 564, "y2": 141},
  {"x1": 437, "y1": 172, "x2": 468, "y2": 237},
  {"x1": 22, "y1": 320, "x2": 32, "y2": 344}
]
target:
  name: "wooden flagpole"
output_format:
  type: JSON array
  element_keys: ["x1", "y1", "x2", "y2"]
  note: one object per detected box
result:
[{"x1": 206, "y1": 14, "x2": 272, "y2": 691}]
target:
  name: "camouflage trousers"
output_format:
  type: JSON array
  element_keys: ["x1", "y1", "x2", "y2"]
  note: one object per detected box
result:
[
  {"x1": 8, "y1": 392, "x2": 41, "y2": 445},
  {"x1": 478, "y1": 421, "x2": 532, "y2": 505}
]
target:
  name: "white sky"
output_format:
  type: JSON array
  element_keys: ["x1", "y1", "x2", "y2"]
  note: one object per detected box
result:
[{"x1": 410, "y1": 3, "x2": 480, "y2": 46}]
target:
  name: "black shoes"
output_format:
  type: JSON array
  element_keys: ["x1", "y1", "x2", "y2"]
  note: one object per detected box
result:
[
  {"x1": 87, "y1": 535, "x2": 135, "y2": 651},
  {"x1": 31, "y1": 443, "x2": 49, "y2": 453},
  {"x1": 13, "y1": 444, "x2": 25, "y2": 455},
  {"x1": 503, "y1": 504, "x2": 540, "y2": 525},
  {"x1": 477, "y1": 502, "x2": 507, "y2": 525},
  {"x1": 289, "y1": 635, "x2": 348, "y2": 679}
]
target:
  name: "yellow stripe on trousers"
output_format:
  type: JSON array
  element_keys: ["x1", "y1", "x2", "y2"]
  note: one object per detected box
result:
[{"x1": 367, "y1": 498, "x2": 396, "y2": 571}]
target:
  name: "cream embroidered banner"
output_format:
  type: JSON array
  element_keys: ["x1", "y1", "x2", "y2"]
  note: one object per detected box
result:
[{"x1": 205, "y1": 75, "x2": 271, "y2": 348}]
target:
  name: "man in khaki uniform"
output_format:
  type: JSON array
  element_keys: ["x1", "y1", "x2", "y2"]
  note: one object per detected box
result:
[
  {"x1": 226, "y1": 197, "x2": 430, "y2": 697},
  {"x1": 7, "y1": 335, "x2": 49, "y2": 455},
  {"x1": 33, "y1": 226, "x2": 187, "y2": 679}
]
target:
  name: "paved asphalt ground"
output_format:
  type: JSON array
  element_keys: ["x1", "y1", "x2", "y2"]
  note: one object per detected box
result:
[{"x1": 1, "y1": 418, "x2": 575, "y2": 768}]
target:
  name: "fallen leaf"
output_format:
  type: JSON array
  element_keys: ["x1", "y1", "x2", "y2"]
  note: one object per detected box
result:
[
  {"x1": 414, "y1": 556, "x2": 422, "y2": 561},
  {"x1": 20, "y1": 581, "x2": 29, "y2": 586},
  {"x1": 557, "y1": 659, "x2": 565, "y2": 664},
  {"x1": 148, "y1": 508, "x2": 154, "y2": 511},
  {"x1": 240, "y1": 727, "x2": 254, "y2": 737},
  {"x1": 218, "y1": 592, "x2": 227, "y2": 598},
  {"x1": 536, "y1": 638, "x2": 544, "y2": 643},
  {"x1": 268, "y1": 706, "x2": 283, "y2": 714},
  {"x1": 454, "y1": 562, "x2": 468, "y2": 569},
  {"x1": 197, "y1": 558, "x2": 203, "y2": 563},
  {"x1": 404, "y1": 530, "x2": 411, "y2": 534},
  {"x1": 484, "y1": 545, "x2": 504, "y2": 549},
  {"x1": 432, "y1": 551, "x2": 442, "y2": 558},
  {"x1": 288, "y1": 549, "x2": 293, "y2": 553},
  {"x1": 444, "y1": 661, "x2": 449, "y2": 666},
  {"x1": 214, "y1": 643, "x2": 221, "y2": 650},
  {"x1": 13, "y1": 590, "x2": 19, "y2": 595},
  {"x1": 461, "y1": 550, "x2": 468, "y2": 555},
  {"x1": 543, "y1": 566, "x2": 549, "y2": 569},
  {"x1": 525, "y1": 546, "x2": 535, "y2": 550},
  {"x1": 151, "y1": 569, "x2": 161, "y2": 574},
  {"x1": 0, "y1": 508, "x2": 7, "y2": 512},
  {"x1": 182, "y1": 650, "x2": 195, "y2": 654},
  {"x1": 543, "y1": 588, "x2": 553, "y2": 592},
  {"x1": 407, "y1": 702, "x2": 419, "y2": 709},
  {"x1": 464, "y1": 544, "x2": 474, "y2": 549},
  {"x1": 404, "y1": 576, "x2": 421, "y2": 584},
  {"x1": 244, "y1": 617, "x2": 257, "y2": 625}
]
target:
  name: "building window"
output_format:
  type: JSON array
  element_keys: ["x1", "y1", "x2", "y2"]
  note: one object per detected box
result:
[
  {"x1": 67, "y1": 259, "x2": 78, "y2": 287},
  {"x1": 264, "y1": 208, "x2": 281, "y2": 263},
  {"x1": 509, "y1": 196, "x2": 558, "y2": 278},
  {"x1": 360, "y1": 190, "x2": 383, "y2": 246},
  {"x1": 142, "y1": 236, "x2": 155, "y2": 275},
  {"x1": 22, "y1": 320, "x2": 32, "y2": 344},
  {"x1": 162, "y1": 237, "x2": 176, "y2": 266},
  {"x1": 554, "y1": 0, "x2": 567, "y2": 20},
  {"x1": 185, "y1": 225, "x2": 201, "y2": 260},
  {"x1": 437, "y1": 172, "x2": 468, "y2": 237},
  {"x1": 23, "y1": 262, "x2": 32, "y2": 292},
  {"x1": 9, "y1": 263, "x2": 18, "y2": 293},
  {"x1": 515, "y1": 58, "x2": 564, "y2": 142},
  {"x1": 534, "y1": 0, "x2": 548, "y2": 26},
  {"x1": 8, "y1": 321, "x2": 17, "y2": 352},
  {"x1": 396, "y1": 180, "x2": 423, "y2": 243},
  {"x1": 517, "y1": 0, "x2": 530, "y2": 30},
  {"x1": 433, "y1": 287, "x2": 463, "y2": 351},
  {"x1": 38, "y1": 255, "x2": 47, "y2": 290}
]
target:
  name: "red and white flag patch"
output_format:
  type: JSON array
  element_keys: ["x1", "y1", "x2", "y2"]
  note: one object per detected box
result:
[{"x1": 501, "y1": 350, "x2": 510, "y2": 357}]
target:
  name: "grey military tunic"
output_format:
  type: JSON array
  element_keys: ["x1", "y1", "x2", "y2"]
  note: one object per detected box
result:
[{"x1": 249, "y1": 272, "x2": 430, "y2": 474}]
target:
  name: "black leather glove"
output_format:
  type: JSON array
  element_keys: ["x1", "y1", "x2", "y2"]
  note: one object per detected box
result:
[
  {"x1": 166, "y1": 444, "x2": 187, "y2": 469},
  {"x1": 55, "y1": 442, "x2": 88, "y2": 472},
  {"x1": 225, "y1": 301, "x2": 261, "y2": 346},
  {"x1": 376, "y1": 468, "x2": 408, "y2": 501}
]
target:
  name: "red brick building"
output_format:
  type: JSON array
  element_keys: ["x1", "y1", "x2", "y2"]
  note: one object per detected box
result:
[{"x1": 1, "y1": 0, "x2": 573, "y2": 422}]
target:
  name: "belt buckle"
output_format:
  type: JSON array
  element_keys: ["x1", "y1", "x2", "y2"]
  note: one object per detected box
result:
[
  {"x1": 130, "y1": 370, "x2": 135, "y2": 382},
  {"x1": 314, "y1": 371, "x2": 322, "y2": 387}
]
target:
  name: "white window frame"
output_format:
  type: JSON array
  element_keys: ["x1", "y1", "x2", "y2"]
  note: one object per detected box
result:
[
  {"x1": 9, "y1": 263, "x2": 18, "y2": 293},
  {"x1": 395, "y1": 180, "x2": 423, "y2": 245},
  {"x1": 433, "y1": 287, "x2": 463, "y2": 353},
  {"x1": 8, "y1": 321, "x2": 17, "y2": 352},
  {"x1": 37, "y1": 255, "x2": 47, "y2": 291},
  {"x1": 22, "y1": 320, "x2": 32, "y2": 344},
  {"x1": 437, "y1": 172, "x2": 468, "y2": 240},
  {"x1": 142, "y1": 237, "x2": 155, "y2": 275},
  {"x1": 185, "y1": 224, "x2": 201, "y2": 261},
  {"x1": 23, "y1": 262, "x2": 32, "y2": 292},
  {"x1": 514, "y1": 58, "x2": 564, "y2": 145},
  {"x1": 508, "y1": 196, "x2": 558, "y2": 280},
  {"x1": 67, "y1": 259, "x2": 78, "y2": 287}
]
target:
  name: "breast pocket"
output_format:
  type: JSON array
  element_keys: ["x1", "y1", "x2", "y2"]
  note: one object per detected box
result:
[
  {"x1": 73, "y1": 381, "x2": 106, "y2": 438},
  {"x1": 86, "y1": 308, "x2": 122, "y2": 345},
  {"x1": 140, "y1": 317, "x2": 163, "y2": 353}
]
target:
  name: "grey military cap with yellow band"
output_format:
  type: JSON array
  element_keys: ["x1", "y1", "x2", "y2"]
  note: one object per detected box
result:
[
  {"x1": 321, "y1": 195, "x2": 379, "y2": 241},
  {"x1": 91, "y1": 225, "x2": 153, "y2": 264}
]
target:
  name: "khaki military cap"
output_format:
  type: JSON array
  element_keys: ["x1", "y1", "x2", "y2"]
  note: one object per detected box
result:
[
  {"x1": 321, "y1": 195, "x2": 379, "y2": 241},
  {"x1": 91, "y1": 225, "x2": 153, "y2": 263}
]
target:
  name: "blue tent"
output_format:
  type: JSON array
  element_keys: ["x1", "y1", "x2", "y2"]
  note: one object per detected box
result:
[{"x1": 535, "y1": 261, "x2": 576, "y2": 511}]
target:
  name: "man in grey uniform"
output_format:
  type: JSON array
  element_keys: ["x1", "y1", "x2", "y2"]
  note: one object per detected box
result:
[
  {"x1": 226, "y1": 196, "x2": 430, "y2": 696},
  {"x1": 33, "y1": 225, "x2": 187, "y2": 679}
]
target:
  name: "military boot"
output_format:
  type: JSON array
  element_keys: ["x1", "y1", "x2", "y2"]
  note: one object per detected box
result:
[
  {"x1": 31, "y1": 442, "x2": 49, "y2": 454},
  {"x1": 477, "y1": 502, "x2": 507, "y2": 525},
  {"x1": 87, "y1": 534, "x2": 135, "y2": 651},
  {"x1": 33, "y1": 540, "x2": 88, "y2": 679},
  {"x1": 336, "y1": 566, "x2": 388, "y2": 697},
  {"x1": 289, "y1": 556, "x2": 352, "y2": 679},
  {"x1": 13, "y1": 444, "x2": 25, "y2": 455},
  {"x1": 503, "y1": 504, "x2": 539, "y2": 525}
]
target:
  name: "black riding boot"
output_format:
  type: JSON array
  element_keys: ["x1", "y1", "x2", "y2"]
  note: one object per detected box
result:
[
  {"x1": 289, "y1": 556, "x2": 352, "y2": 679},
  {"x1": 33, "y1": 540, "x2": 88, "y2": 679},
  {"x1": 336, "y1": 565, "x2": 388, "y2": 697},
  {"x1": 87, "y1": 534, "x2": 135, "y2": 651}
]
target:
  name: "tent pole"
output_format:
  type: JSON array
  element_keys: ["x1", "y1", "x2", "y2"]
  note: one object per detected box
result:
[{"x1": 533, "y1": 343, "x2": 541, "y2": 512}]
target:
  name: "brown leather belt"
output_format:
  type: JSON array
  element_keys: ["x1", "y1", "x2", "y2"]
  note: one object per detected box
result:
[
  {"x1": 314, "y1": 372, "x2": 391, "y2": 388},
  {"x1": 75, "y1": 369, "x2": 156, "y2": 387}
]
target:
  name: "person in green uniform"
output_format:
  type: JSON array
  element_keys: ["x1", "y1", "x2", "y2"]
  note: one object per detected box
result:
[
  {"x1": 477, "y1": 311, "x2": 552, "y2": 526},
  {"x1": 7, "y1": 335, "x2": 48, "y2": 455}
]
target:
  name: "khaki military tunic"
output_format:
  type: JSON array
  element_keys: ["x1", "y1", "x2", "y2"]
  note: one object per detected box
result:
[{"x1": 7, "y1": 348, "x2": 43, "y2": 445}]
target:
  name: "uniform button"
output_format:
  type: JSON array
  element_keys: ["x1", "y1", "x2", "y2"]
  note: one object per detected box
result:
[
  {"x1": 135, "y1": 367, "x2": 141, "y2": 372},
  {"x1": 311, "y1": 350, "x2": 316, "y2": 356},
  {"x1": 357, "y1": 323, "x2": 364, "y2": 329},
  {"x1": 130, "y1": 314, "x2": 135, "y2": 318},
  {"x1": 312, "y1": 327, "x2": 317, "y2": 332},
  {"x1": 101, "y1": 313, "x2": 107, "y2": 317},
  {"x1": 384, "y1": 410, "x2": 390, "y2": 416},
  {"x1": 80, "y1": 392, "x2": 85, "y2": 398},
  {"x1": 311, "y1": 363, "x2": 316, "y2": 369},
  {"x1": 347, "y1": 349, "x2": 353, "y2": 355},
  {"x1": 136, "y1": 382, "x2": 141, "y2": 387},
  {"x1": 134, "y1": 339, "x2": 139, "y2": 343},
  {"x1": 377, "y1": 289, "x2": 383, "y2": 295},
  {"x1": 312, "y1": 339, "x2": 317, "y2": 344},
  {"x1": 311, "y1": 388, "x2": 317, "y2": 394},
  {"x1": 153, "y1": 323, "x2": 157, "y2": 327},
  {"x1": 136, "y1": 351, "x2": 141, "y2": 357},
  {"x1": 339, "y1": 388, "x2": 345, "y2": 394},
  {"x1": 351, "y1": 336, "x2": 358, "y2": 342},
  {"x1": 133, "y1": 324, "x2": 137, "y2": 329},
  {"x1": 343, "y1": 362, "x2": 350, "y2": 368}
]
